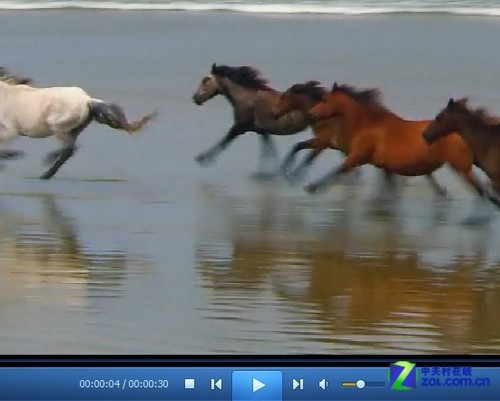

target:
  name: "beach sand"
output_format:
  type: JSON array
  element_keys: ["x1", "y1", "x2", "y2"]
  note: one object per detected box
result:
[{"x1": 1, "y1": 10, "x2": 500, "y2": 353}]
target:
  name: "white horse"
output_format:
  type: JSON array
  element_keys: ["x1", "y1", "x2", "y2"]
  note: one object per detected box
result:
[{"x1": 0, "y1": 67, "x2": 157, "y2": 179}]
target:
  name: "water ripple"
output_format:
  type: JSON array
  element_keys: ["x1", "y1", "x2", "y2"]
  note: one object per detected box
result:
[{"x1": 195, "y1": 184, "x2": 500, "y2": 353}]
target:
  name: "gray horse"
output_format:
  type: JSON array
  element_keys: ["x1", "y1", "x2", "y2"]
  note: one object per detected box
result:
[{"x1": 192, "y1": 64, "x2": 311, "y2": 177}]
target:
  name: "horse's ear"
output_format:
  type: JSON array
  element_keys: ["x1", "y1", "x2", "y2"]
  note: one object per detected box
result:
[
  {"x1": 447, "y1": 98, "x2": 455, "y2": 108},
  {"x1": 331, "y1": 82, "x2": 339, "y2": 92},
  {"x1": 211, "y1": 63, "x2": 217, "y2": 73}
]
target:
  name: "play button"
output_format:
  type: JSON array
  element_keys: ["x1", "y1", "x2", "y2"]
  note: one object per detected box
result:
[
  {"x1": 232, "y1": 371, "x2": 282, "y2": 401},
  {"x1": 252, "y1": 378, "x2": 266, "y2": 392}
]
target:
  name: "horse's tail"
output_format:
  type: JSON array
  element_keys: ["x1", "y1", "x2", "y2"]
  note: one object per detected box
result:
[{"x1": 88, "y1": 99, "x2": 157, "y2": 134}]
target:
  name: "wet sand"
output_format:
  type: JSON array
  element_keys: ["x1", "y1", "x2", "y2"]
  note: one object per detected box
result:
[{"x1": 1, "y1": 10, "x2": 500, "y2": 353}]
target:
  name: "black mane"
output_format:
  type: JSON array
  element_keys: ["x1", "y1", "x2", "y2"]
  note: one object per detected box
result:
[
  {"x1": 211, "y1": 63, "x2": 271, "y2": 91},
  {"x1": 332, "y1": 83, "x2": 388, "y2": 114},
  {"x1": 286, "y1": 81, "x2": 326, "y2": 102},
  {"x1": 450, "y1": 97, "x2": 499, "y2": 125}
]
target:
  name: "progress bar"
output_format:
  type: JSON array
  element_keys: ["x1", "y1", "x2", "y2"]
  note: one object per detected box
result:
[{"x1": 341, "y1": 380, "x2": 386, "y2": 389}]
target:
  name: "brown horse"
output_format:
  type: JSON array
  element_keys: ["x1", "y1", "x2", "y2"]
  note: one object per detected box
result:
[
  {"x1": 304, "y1": 83, "x2": 486, "y2": 204},
  {"x1": 192, "y1": 64, "x2": 310, "y2": 177},
  {"x1": 423, "y1": 98, "x2": 500, "y2": 208}
]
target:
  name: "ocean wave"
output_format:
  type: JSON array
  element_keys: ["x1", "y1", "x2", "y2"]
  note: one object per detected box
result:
[{"x1": 1, "y1": 1, "x2": 500, "y2": 17}]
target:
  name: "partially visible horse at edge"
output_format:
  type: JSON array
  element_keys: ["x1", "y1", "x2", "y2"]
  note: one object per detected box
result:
[
  {"x1": 192, "y1": 63, "x2": 314, "y2": 178},
  {"x1": 0, "y1": 67, "x2": 157, "y2": 179},
  {"x1": 423, "y1": 97, "x2": 500, "y2": 209}
]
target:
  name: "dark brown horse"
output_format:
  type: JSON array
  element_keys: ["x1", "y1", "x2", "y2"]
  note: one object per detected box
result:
[
  {"x1": 270, "y1": 81, "x2": 363, "y2": 183},
  {"x1": 423, "y1": 98, "x2": 500, "y2": 208},
  {"x1": 304, "y1": 83, "x2": 486, "y2": 205},
  {"x1": 192, "y1": 64, "x2": 312, "y2": 177}
]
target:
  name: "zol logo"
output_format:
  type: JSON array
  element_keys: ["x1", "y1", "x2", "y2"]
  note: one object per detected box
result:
[{"x1": 389, "y1": 361, "x2": 417, "y2": 390}]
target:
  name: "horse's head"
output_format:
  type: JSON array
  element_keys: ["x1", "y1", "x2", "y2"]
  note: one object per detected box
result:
[
  {"x1": 272, "y1": 81, "x2": 325, "y2": 119},
  {"x1": 423, "y1": 98, "x2": 461, "y2": 144},
  {"x1": 192, "y1": 63, "x2": 223, "y2": 105},
  {"x1": 271, "y1": 90, "x2": 303, "y2": 119},
  {"x1": 307, "y1": 82, "x2": 344, "y2": 122}
]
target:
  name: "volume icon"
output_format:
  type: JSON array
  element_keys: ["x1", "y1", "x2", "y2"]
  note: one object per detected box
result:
[{"x1": 319, "y1": 379, "x2": 328, "y2": 390}]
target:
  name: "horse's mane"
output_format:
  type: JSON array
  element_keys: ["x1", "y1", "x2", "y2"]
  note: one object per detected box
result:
[
  {"x1": 332, "y1": 83, "x2": 389, "y2": 115},
  {"x1": 0, "y1": 67, "x2": 33, "y2": 85},
  {"x1": 449, "y1": 97, "x2": 500, "y2": 125},
  {"x1": 211, "y1": 63, "x2": 272, "y2": 91},
  {"x1": 286, "y1": 81, "x2": 327, "y2": 102}
]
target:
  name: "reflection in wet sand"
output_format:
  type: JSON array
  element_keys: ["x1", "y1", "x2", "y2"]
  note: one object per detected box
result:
[
  {"x1": 0, "y1": 194, "x2": 147, "y2": 308},
  {"x1": 196, "y1": 184, "x2": 500, "y2": 353}
]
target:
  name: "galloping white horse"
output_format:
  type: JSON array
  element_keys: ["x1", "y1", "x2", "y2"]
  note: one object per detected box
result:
[{"x1": 0, "y1": 67, "x2": 157, "y2": 179}]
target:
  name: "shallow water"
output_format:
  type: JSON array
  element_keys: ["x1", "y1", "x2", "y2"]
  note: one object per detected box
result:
[{"x1": 1, "y1": 11, "x2": 500, "y2": 354}]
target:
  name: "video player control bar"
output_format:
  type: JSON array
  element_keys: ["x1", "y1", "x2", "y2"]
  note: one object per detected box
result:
[{"x1": 0, "y1": 366, "x2": 497, "y2": 400}]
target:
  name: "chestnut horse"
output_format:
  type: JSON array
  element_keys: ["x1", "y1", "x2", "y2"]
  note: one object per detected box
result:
[
  {"x1": 423, "y1": 98, "x2": 500, "y2": 208},
  {"x1": 305, "y1": 83, "x2": 486, "y2": 203}
]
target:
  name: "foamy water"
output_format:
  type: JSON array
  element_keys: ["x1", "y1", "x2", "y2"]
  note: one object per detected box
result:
[{"x1": 2, "y1": 0, "x2": 500, "y2": 16}]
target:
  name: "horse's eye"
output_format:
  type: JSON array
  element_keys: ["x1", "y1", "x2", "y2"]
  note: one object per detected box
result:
[{"x1": 202, "y1": 77, "x2": 210, "y2": 84}]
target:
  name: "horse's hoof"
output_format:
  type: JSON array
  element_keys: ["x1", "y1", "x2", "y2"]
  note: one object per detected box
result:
[
  {"x1": 250, "y1": 171, "x2": 279, "y2": 181},
  {"x1": 367, "y1": 208, "x2": 396, "y2": 218},
  {"x1": 369, "y1": 195, "x2": 395, "y2": 204},
  {"x1": 487, "y1": 194, "x2": 500, "y2": 209},
  {"x1": 305, "y1": 183, "x2": 322, "y2": 194},
  {"x1": 434, "y1": 188, "x2": 448, "y2": 199},
  {"x1": 39, "y1": 172, "x2": 54, "y2": 180},
  {"x1": 341, "y1": 171, "x2": 362, "y2": 185},
  {"x1": 195, "y1": 153, "x2": 215, "y2": 166},
  {"x1": 461, "y1": 215, "x2": 491, "y2": 227},
  {"x1": 283, "y1": 170, "x2": 304, "y2": 185},
  {"x1": 0, "y1": 149, "x2": 25, "y2": 160}
]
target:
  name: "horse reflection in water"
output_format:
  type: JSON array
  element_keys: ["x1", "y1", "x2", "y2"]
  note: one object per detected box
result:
[
  {"x1": 195, "y1": 186, "x2": 500, "y2": 353},
  {"x1": 0, "y1": 195, "x2": 145, "y2": 305}
]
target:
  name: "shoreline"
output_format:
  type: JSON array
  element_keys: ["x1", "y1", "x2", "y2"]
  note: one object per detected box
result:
[{"x1": 1, "y1": 8, "x2": 500, "y2": 21}]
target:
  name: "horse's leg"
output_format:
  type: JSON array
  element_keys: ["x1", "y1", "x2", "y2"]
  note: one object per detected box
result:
[
  {"x1": 455, "y1": 169, "x2": 492, "y2": 225},
  {"x1": 195, "y1": 124, "x2": 247, "y2": 166},
  {"x1": 287, "y1": 148, "x2": 325, "y2": 183},
  {"x1": 340, "y1": 166, "x2": 363, "y2": 185},
  {"x1": 364, "y1": 169, "x2": 400, "y2": 216},
  {"x1": 0, "y1": 149, "x2": 25, "y2": 159},
  {"x1": 425, "y1": 174, "x2": 447, "y2": 198},
  {"x1": 40, "y1": 119, "x2": 91, "y2": 180},
  {"x1": 40, "y1": 146, "x2": 77, "y2": 180},
  {"x1": 487, "y1": 181, "x2": 500, "y2": 209},
  {"x1": 254, "y1": 132, "x2": 279, "y2": 179},
  {"x1": 281, "y1": 139, "x2": 317, "y2": 173},
  {"x1": 305, "y1": 152, "x2": 367, "y2": 194},
  {"x1": 0, "y1": 131, "x2": 25, "y2": 160},
  {"x1": 371, "y1": 169, "x2": 398, "y2": 200},
  {"x1": 44, "y1": 148, "x2": 68, "y2": 165},
  {"x1": 422, "y1": 173, "x2": 449, "y2": 223},
  {"x1": 280, "y1": 138, "x2": 326, "y2": 182}
]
